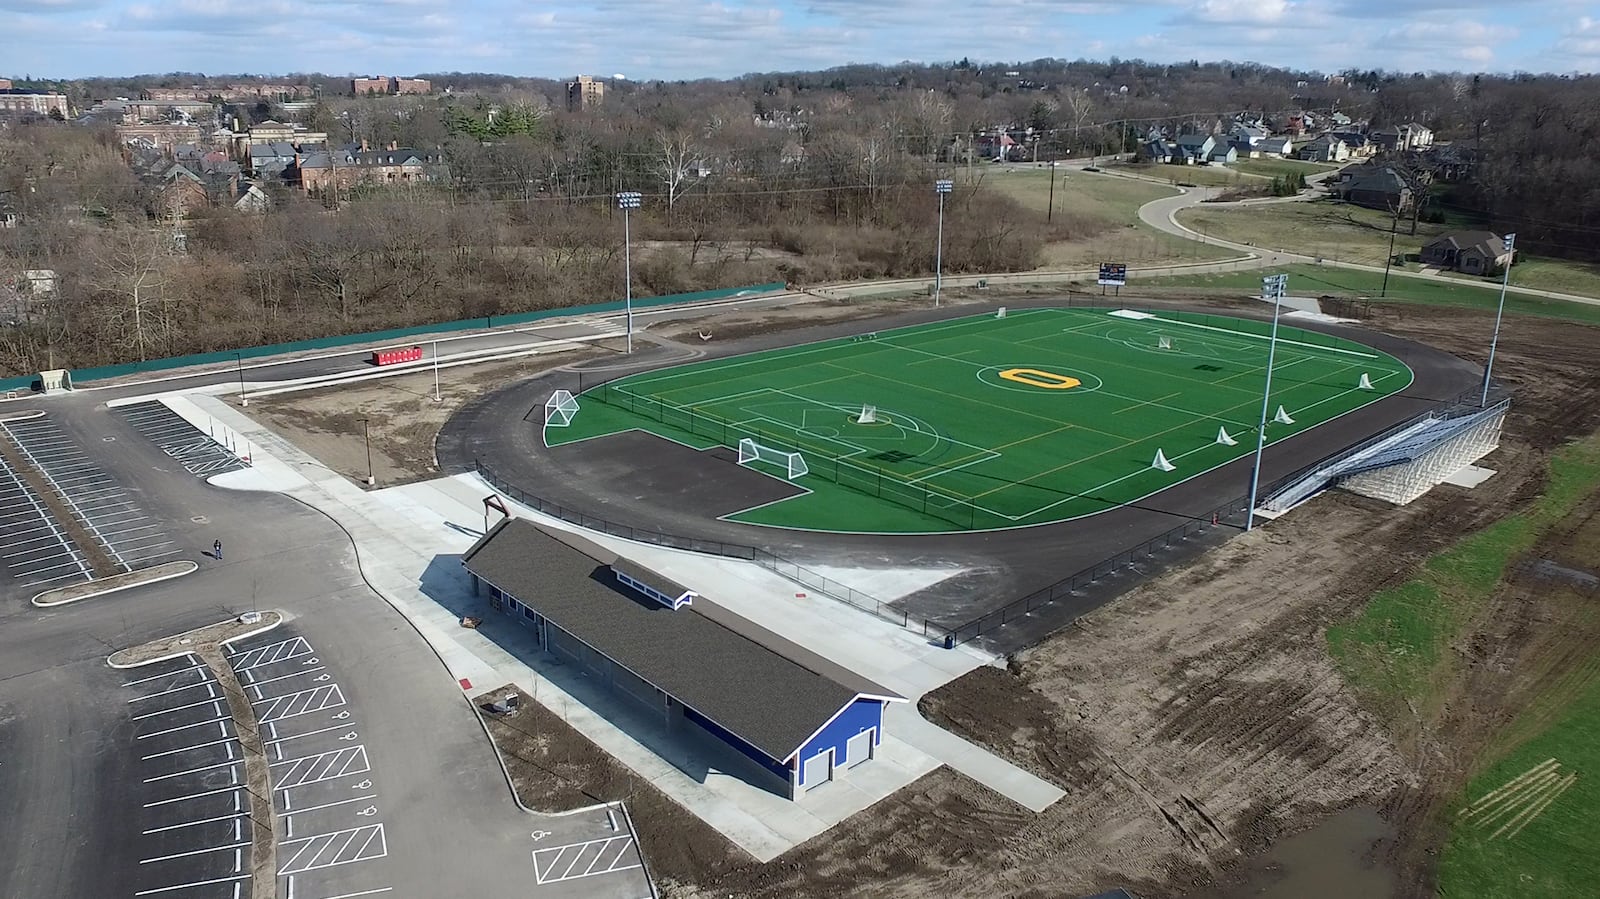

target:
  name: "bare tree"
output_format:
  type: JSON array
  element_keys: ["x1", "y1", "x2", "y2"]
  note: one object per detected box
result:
[
  {"x1": 654, "y1": 130, "x2": 700, "y2": 221},
  {"x1": 1064, "y1": 90, "x2": 1094, "y2": 154},
  {"x1": 89, "y1": 228, "x2": 170, "y2": 361}
]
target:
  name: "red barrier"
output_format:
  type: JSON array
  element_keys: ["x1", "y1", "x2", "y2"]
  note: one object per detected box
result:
[{"x1": 371, "y1": 346, "x2": 424, "y2": 366}]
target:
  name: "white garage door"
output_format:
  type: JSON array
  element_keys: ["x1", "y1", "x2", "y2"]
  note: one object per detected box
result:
[
  {"x1": 802, "y1": 748, "x2": 833, "y2": 790},
  {"x1": 845, "y1": 729, "x2": 875, "y2": 768}
]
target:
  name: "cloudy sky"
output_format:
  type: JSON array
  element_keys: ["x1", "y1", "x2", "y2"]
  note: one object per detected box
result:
[{"x1": 3, "y1": 0, "x2": 1596, "y2": 80}]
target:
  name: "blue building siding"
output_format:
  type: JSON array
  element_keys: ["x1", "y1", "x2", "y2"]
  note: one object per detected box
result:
[
  {"x1": 683, "y1": 706, "x2": 792, "y2": 782},
  {"x1": 796, "y1": 698, "x2": 884, "y2": 785}
]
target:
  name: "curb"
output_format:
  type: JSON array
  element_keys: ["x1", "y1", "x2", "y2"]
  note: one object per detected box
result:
[
  {"x1": 106, "y1": 611, "x2": 284, "y2": 669},
  {"x1": 0, "y1": 409, "x2": 46, "y2": 423},
  {"x1": 34, "y1": 560, "x2": 199, "y2": 607}
]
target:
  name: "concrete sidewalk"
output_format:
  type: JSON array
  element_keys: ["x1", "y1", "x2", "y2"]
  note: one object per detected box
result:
[{"x1": 162, "y1": 393, "x2": 1063, "y2": 859}]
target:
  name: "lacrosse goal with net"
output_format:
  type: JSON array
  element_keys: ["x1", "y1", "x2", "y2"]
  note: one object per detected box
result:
[{"x1": 738, "y1": 438, "x2": 809, "y2": 479}]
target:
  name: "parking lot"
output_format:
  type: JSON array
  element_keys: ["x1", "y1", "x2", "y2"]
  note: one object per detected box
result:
[
  {"x1": 117, "y1": 402, "x2": 248, "y2": 478},
  {"x1": 231, "y1": 632, "x2": 394, "y2": 899},
  {"x1": 1, "y1": 415, "x2": 180, "y2": 572},
  {"x1": 122, "y1": 630, "x2": 394, "y2": 899},
  {"x1": 0, "y1": 449, "x2": 91, "y2": 592}
]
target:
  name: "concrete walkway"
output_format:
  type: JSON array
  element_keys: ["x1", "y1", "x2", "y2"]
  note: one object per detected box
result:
[{"x1": 150, "y1": 391, "x2": 1064, "y2": 859}]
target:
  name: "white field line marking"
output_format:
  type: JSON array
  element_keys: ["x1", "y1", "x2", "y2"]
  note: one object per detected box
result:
[
  {"x1": 1140, "y1": 312, "x2": 1379, "y2": 358},
  {"x1": 141, "y1": 736, "x2": 238, "y2": 760},
  {"x1": 138, "y1": 716, "x2": 232, "y2": 740},
  {"x1": 133, "y1": 874, "x2": 251, "y2": 896},
  {"x1": 139, "y1": 841, "x2": 251, "y2": 864}
]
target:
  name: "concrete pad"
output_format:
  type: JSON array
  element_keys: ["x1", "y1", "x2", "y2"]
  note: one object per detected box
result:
[
  {"x1": 1443, "y1": 464, "x2": 1497, "y2": 488},
  {"x1": 798, "y1": 562, "x2": 965, "y2": 603}
]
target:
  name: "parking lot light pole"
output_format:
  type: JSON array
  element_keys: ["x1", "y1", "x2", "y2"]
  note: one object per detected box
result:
[
  {"x1": 934, "y1": 179, "x2": 953, "y2": 307},
  {"x1": 357, "y1": 417, "x2": 375, "y2": 486},
  {"x1": 235, "y1": 352, "x2": 247, "y2": 407},
  {"x1": 432, "y1": 339, "x2": 441, "y2": 403},
  {"x1": 1246, "y1": 273, "x2": 1288, "y2": 532},
  {"x1": 1481, "y1": 232, "x2": 1516, "y2": 407},
  {"x1": 616, "y1": 191, "x2": 642, "y2": 353}
]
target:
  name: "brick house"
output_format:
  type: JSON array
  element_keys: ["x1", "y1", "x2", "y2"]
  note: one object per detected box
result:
[
  {"x1": 297, "y1": 141, "x2": 446, "y2": 195},
  {"x1": 1419, "y1": 231, "x2": 1513, "y2": 275}
]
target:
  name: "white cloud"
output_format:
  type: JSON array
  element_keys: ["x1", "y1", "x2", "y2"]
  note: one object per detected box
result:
[{"x1": 1191, "y1": 0, "x2": 1290, "y2": 24}]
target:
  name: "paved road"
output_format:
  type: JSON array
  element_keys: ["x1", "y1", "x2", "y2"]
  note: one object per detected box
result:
[{"x1": 0, "y1": 398, "x2": 650, "y2": 899}]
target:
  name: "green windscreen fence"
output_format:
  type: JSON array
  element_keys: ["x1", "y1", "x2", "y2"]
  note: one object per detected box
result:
[{"x1": 0, "y1": 282, "x2": 785, "y2": 392}]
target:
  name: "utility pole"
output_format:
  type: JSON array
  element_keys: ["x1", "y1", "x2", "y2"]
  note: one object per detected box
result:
[
  {"x1": 1380, "y1": 204, "x2": 1399, "y2": 297},
  {"x1": 1047, "y1": 161, "x2": 1056, "y2": 224}
]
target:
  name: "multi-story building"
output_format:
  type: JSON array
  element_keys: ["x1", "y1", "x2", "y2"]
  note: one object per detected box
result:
[
  {"x1": 351, "y1": 76, "x2": 392, "y2": 96},
  {"x1": 0, "y1": 79, "x2": 12, "y2": 91},
  {"x1": 0, "y1": 89, "x2": 70, "y2": 117},
  {"x1": 297, "y1": 140, "x2": 447, "y2": 195},
  {"x1": 393, "y1": 78, "x2": 431, "y2": 95},
  {"x1": 566, "y1": 75, "x2": 604, "y2": 111}
]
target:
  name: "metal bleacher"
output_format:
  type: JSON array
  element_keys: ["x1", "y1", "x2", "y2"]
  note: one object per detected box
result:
[{"x1": 1261, "y1": 396, "x2": 1510, "y2": 514}]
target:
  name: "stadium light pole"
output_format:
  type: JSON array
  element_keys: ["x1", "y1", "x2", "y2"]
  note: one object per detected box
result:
[
  {"x1": 1481, "y1": 232, "x2": 1516, "y2": 407},
  {"x1": 235, "y1": 352, "x2": 248, "y2": 407},
  {"x1": 1246, "y1": 273, "x2": 1288, "y2": 532},
  {"x1": 431, "y1": 338, "x2": 441, "y2": 403},
  {"x1": 934, "y1": 179, "x2": 953, "y2": 307},
  {"x1": 616, "y1": 191, "x2": 642, "y2": 353}
]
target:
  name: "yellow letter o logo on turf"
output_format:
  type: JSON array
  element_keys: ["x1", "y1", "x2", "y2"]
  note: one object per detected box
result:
[{"x1": 999, "y1": 368, "x2": 1081, "y2": 390}]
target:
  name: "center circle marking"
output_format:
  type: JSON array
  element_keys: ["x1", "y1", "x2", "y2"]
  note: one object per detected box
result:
[{"x1": 978, "y1": 364, "x2": 1103, "y2": 394}]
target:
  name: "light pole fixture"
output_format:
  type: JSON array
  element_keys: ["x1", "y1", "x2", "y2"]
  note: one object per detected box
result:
[
  {"x1": 431, "y1": 339, "x2": 441, "y2": 403},
  {"x1": 356, "y1": 417, "x2": 375, "y2": 486},
  {"x1": 1047, "y1": 162, "x2": 1057, "y2": 224},
  {"x1": 235, "y1": 352, "x2": 248, "y2": 407},
  {"x1": 1481, "y1": 232, "x2": 1516, "y2": 406},
  {"x1": 1246, "y1": 273, "x2": 1289, "y2": 532},
  {"x1": 934, "y1": 179, "x2": 953, "y2": 307},
  {"x1": 616, "y1": 191, "x2": 642, "y2": 353}
]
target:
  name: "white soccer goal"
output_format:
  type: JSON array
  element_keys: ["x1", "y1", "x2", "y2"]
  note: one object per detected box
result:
[
  {"x1": 545, "y1": 389, "x2": 580, "y2": 427},
  {"x1": 1157, "y1": 335, "x2": 1173, "y2": 350},
  {"x1": 854, "y1": 404, "x2": 878, "y2": 424},
  {"x1": 738, "y1": 438, "x2": 809, "y2": 479}
]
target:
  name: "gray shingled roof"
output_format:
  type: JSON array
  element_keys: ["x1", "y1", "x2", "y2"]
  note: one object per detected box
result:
[
  {"x1": 610, "y1": 557, "x2": 693, "y2": 602},
  {"x1": 461, "y1": 518, "x2": 901, "y2": 762}
]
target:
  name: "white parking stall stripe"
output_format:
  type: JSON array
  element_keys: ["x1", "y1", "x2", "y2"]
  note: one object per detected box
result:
[
  {"x1": 264, "y1": 722, "x2": 353, "y2": 746},
  {"x1": 257, "y1": 685, "x2": 344, "y2": 723},
  {"x1": 141, "y1": 811, "x2": 249, "y2": 834},
  {"x1": 278, "y1": 794, "x2": 378, "y2": 819},
  {"x1": 126, "y1": 670, "x2": 209, "y2": 699},
  {"x1": 137, "y1": 716, "x2": 231, "y2": 739},
  {"x1": 278, "y1": 824, "x2": 386, "y2": 875},
  {"x1": 133, "y1": 874, "x2": 251, "y2": 896},
  {"x1": 131, "y1": 691, "x2": 222, "y2": 720},
  {"x1": 143, "y1": 758, "x2": 237, "y2": 783},
  {"x1": 274, "y1": 746, "x2": 368, "y2": 789},
  {"x1": 247, "y1": 667, "x2": 326, "y2": 693},
  {"x1": 143, "y1": 783, "x2": 240, "y2": 808},
  {"x1": 141, "y1": 736, "x2": 237, "y2": 760},
  {"x1": 533, "y1": 836, "x2": 642, "y2": 884},
  {"x1": 139, "y1": 841, "x2": 251, "y2": 864},
  {"x1": 305, "y1": 889, "x2": 394, "y2": 899}
]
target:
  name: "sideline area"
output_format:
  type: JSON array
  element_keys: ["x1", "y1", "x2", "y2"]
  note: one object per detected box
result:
[{"x1": 138, "y1": 390, "x2": 1064, "y2": 861}]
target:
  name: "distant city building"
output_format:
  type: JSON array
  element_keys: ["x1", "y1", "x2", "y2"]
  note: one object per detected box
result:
[
  {"x1": 0, "y1": 89, "x2": 70, "y2": 117},
  {"x1": 0, "y1": 79, "x2": 15, "y2": 90},
  {"x1": 350, "y1": 76, "x2": 432, "y2": 96},
  {"x1": 566, "y1": 75, "x2": 604, "y2": 111}
]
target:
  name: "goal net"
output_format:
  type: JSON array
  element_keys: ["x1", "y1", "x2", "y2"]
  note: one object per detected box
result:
[
  {"x1": 855, "y1": 405, "x2": 878, "y2": 424},
  {"x1": 1157, "y1": 335, "x2": 1173, "y2": 350},
  {"x1": 545, "y1": 389, "x2": 580, "y2": 427},
  {"x1": 738, "y1": 438, "x2": 809, "y2": 479}
]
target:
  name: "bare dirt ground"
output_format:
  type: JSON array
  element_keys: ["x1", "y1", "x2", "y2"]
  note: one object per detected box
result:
[
  {"x1": 247, "y1": 292, "x2": 1600, "y2": 898},
  {"x1": 245, "y1": 351, "x2": 603, "y2": 487}
]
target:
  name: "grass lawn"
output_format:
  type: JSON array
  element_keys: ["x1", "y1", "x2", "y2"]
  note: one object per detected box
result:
[
  {"x1": 1139, "y1": 264, "x2": 1600, "y2": 326},
  {"x1": 1228, "y1": 157, "x2": 1339, "y2": 179},
  {"x1": 548, "y1": 308, "x2": 1409, "y2": 533},
  {"x1": 1107, "y1": 161, "x2": 1250, "y2": 188},
  {"x1": 1175, "y1": 200, "x2": 1600, "y2": 299},
  {"x1": 1323, "y1": 433, "x2": 1600, "y2": 899},
  {"x1": 980, "y1": 167, "x2": 1240, "y2": 268}
]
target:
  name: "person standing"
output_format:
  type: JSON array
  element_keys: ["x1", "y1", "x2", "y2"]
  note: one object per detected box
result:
[{"x1": 213, "y1": 539, "x2": 223, "y2": 561}]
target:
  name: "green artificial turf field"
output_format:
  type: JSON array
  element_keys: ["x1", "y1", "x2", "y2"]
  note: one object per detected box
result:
[{"x1": 546, "y1": 308, "x2": 1413, "y2": 533}]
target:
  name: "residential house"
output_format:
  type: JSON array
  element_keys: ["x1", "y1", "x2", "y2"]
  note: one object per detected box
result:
[
  {"x1": 1140, "y1": 139, "x2": 1173, "y2": 164},
  {"x1": 1299, "y1": 135, "x2": 1350, "y2": 163},
  {"x1": 1208, "y1": 144, "x2": 1238, "y2": 164},
  {"x1": 232, "y1": 182, "x2": 271, "y2": 213},
  {"x1": 248, "y1": 141, "x2": 299, "y2": 177},
  {"x1": 1330, "y1": 131, "x2": 1374, "y2": 158},
  {"x1": 1371, "y1": 122, "x2": 1434, "y2": 152},
  {"x1": 0, "y1": 192, "x2": 18, "y2": 229},
  {"x1": 1336, "y1": 165, "x2": 1412, "y2": 211},
  {"x1": 1419, "y1": 231, "x2": 1513, "y2": 275},
  {"x1": 297, "y1": 141, "x2": 447, "y2": 195},
  {"x1": 1229, "y1": 123, "x2": 1269, "y2": 148},
  {"x1": 975, "y1": 131, "x2": 1016, "y2": 160},
  {"x1": 1174, "y1": 133, "x2": 1216, "y2": 165},
  {"x1": 1256, "y1": 136, "x2": 1294, "y2": 157}
]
